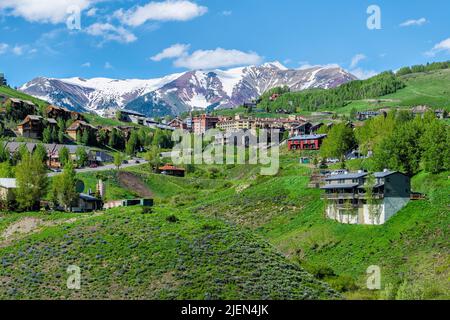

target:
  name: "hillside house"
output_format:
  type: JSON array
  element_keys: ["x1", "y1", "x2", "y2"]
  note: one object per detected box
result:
[
  {"x1": 17, "y1": 115, "x2": 45, "y2": 139},
  {"x1": 159, "y1": 164, "x2": 186, "y2": 177},
  {"x1": 290, "y1": 122, "x2": 313, "y2": 136},
  {"x1": 168, "y1": 117, "x2": 188, "y2": 130},
  {"x1": 2, "y1": 141, "x2": 37, "y2": 156},
  {"x1": 71, "y1": 193, "x2": 103, "y2": 212},
  {"x1": 66, "y1": 120, "x2": 98, "y2": 141},
  {"x1": 88, "y1": 150, "x2": 114, "y2": 165},
  {"x1": 321, "y1": 170, "x2": 411, "y2": 225},
  {"x1": 47, "y1": 144, "x2": 85, "y2": 168},
  {"x1": 46, "y1": 105, "x2": 83, "y2": 121},
  {"x1": 5, "y1": 98, "x2": 37, "y2": 121},
  {"x1": 0, "y1": 178, "x2": 16, "y2": 203},
  {"x1": 310, "y1": 122, "x2": 324, "y2": 133},
  {"x1": 119, "y1": 109, "x2": 146, "y2": 124},
  {"x1": 357, "y1": 111, "x2": 381, "y2": 121},
  {"x1": 288, "y1": 134, "x2": 327, "y2": 150}
]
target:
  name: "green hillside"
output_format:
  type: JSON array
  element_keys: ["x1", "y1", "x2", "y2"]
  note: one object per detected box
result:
[
  {"x1": 341, "y1": 69, "x2": 450, "y2": 114},
  {"x1": 0, "y1": 85, "x2": 49, "y2": 110},
  {"x1": 123, "y1": 153, "x2": 449, "y2": 299},
  {"x1": 0, "y1": 206, "x2": 338, "y2": 300}
]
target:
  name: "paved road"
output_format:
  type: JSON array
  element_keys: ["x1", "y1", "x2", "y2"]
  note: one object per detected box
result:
[{"x1": 47, "y1": 159, "x2": 148, "y2": 177}]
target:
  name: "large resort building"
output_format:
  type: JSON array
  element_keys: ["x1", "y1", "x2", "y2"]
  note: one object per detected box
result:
[{"x1": 321, "y1": 170, "x2": 411, "y2": 225}]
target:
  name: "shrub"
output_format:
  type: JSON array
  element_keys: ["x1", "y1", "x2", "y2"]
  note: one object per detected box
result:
[
  {"x1": 166, "y1": 215, "x2": 179, "y2": 223},
  {"x1": 142, "y1": 207, "x2": 153, "y2": 214}
]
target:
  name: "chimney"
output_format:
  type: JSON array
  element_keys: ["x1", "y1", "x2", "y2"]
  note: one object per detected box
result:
[{"x1": 96, "y1": 179, "x2": 106, "y2": 199}]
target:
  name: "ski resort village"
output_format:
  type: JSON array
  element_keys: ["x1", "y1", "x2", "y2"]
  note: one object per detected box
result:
[{"x1": 0, "y1": 59, "x2": 449, "y2": 300}]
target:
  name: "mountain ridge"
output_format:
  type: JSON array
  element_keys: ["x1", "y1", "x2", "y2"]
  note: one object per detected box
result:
[{"x1": 19, "y1": 62, "x2": 357, "y2": 117}]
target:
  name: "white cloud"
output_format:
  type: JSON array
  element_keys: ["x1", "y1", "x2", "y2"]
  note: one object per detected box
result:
[
  {"x1": 400, "y1": 18, "x2": 427, "y2": 27},
  {"x1": 0, "y1": 0, "x2": 95, "y2": 24},
  {"x1": 173, "y1": 48, "x2": 263, "y2": 70},
  {"x1": 150, "y1": 43, "x2": 190, "y2": 61},
  {"x1": 0, "y1": 43, "x2": 9, "y2": 54},
  {"x1": 221, "y1": 10, "x2": 232, "y2": 16},
  {"x1": 349, "y1": 68, "x2": 378, "y2": 80},
  {"x1": 426, "y1": 38, "x2": 450, "y2": 56},
  {"x1": 350, "y1": 54, "x2": 366, "y2": 69},
  {"x1": 81, "y1": 62, "x2": 91, "y2": 67},
  {"x1": 116, "y1": 0, "x2": 208, "y2": 27},
  {"x1": 298, "y1": 62, "x2": 340, "y2": 70},
  {"x1": 86, "y1": 7, "x2": 97, "y2": 17},
  {"x1": 104, "y1": 62, "x2": 113, "y2": 69},
  {"x1": 12, "y1": 45, "x2": 25, "y2": 55},
  {"x1": 85, "y1": 23, "x2": 137, "y2": 43}
]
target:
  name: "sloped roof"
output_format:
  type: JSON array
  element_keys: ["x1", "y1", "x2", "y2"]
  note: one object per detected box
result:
[
  {"x1": 325, "y1": 172, "x2": 368, "y2": 181},
  {"x1": 374, "y1": 171, "x2": 398, "y2": 178},
  {"x1": 289, "y1": 134, "x2": 327, "y2": 141}
]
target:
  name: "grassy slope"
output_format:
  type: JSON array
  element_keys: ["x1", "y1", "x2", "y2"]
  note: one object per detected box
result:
[
  {"x1": 129, "y1": 151, "x2": 449, "y2": 299},
  {"x1": 0, "y1": 86, "x2": 48, "y2": 110},
  {"x1": 337, "y1": 69, "x2": 450, "y2": 114},
  {"x1": 0, "y1": 206, "x2": 337, "y2": 300}
]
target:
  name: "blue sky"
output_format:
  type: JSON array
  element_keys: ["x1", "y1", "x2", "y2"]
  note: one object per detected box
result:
[{"x1": 0, "y1": 0, "x2": 449, "y2": 86}]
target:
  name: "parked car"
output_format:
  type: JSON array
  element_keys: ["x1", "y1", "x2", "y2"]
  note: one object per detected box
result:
[
  {"x1": 122, "y1": 160, "x2": 129, "y2": 164},
  {"x1": 135, "y1": 160, "x2": 140, "y2": 164},
  {"x1": 327, "y1": 158, "x2": 340, "y2": 164},
  {"x1": 89, "y1": 163, "x2": 98, "y2": 168},
  {"x1": 51, "y1": 168, "x2": 61, "y2": 173}
]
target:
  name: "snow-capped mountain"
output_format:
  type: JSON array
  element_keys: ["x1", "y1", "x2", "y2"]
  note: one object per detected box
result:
[{"x1": 20, "y1": 62, "x2": 357, "y2": 116}]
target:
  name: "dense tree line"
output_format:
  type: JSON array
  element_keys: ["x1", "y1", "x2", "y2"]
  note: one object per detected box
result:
[
  {"x1": 355, "y1": 111, "x2": 449, "y2": 175},
  {"x1": 318, "y1": 110, "x2": 449, "y2": 176},
  {"x1": 396, "y1": 61, "x2": 450, "y2": 76},
  {"x1": 258, "y1": 72, "x2": 405, "y2": 112}
]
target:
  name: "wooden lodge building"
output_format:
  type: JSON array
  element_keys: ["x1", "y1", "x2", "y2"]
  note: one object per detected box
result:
[
  {"x1": 66, "y1": 120, "x2": 98, "y2": 141},
  {"x1": 46, "y1": 105, "x2": 84, "y2": 121},
  {"x1": 158, "y1": 164, "x2": 186, "y2": 177}
]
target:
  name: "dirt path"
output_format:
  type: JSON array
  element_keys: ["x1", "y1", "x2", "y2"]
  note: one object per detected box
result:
[
  {"x1": 117, "y1": 171, "x2": 154, "y2": 198},
  {"x1": 0, "y1": 213, "x2": 105, "y2": 248}
]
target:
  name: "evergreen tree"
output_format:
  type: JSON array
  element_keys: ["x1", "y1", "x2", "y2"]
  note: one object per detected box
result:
[
  {"x1": 58, "y1": 146, "x2": 70, "y2": 166},
  {"x1": 34, "y1": 144, "x2": 47, "y2": 163},
  {"x1": 42, "y1": 127, "x2": 51, "y2": 143},
  {"x1": 145, "y1": 145, "x2": 161, "y2": 173},
  {"x1": 81, "y1": 130, "x2": 90, "y2": 146},
  {"x1": 320, "y1": 123, "x2": 356, "y2": 160},
  {"x1": 15, "y1": 152, "x2": 48, "y2": 211},
  {"x1": 58, "y1": 128, "x2": 65, "y2": 144},
  {"x1": 126, "y1": 131, "x2": 138, "y2": 155},
  {"x1": 114, "y1": 152, "x2": 125, "y2": 171},
  {"x1": 420, "y1": 119, "x2": 449, "y2": 173},
  {"x1": 76, "y1": 147, "x2": 89, "y2": 168},
  {"x1": 51, "y1": 161, "x2": 78, "y2": 211}
]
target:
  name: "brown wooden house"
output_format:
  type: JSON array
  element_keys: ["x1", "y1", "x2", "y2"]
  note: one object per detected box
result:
[
  {"x1": 17, "y1": 115, "x2": 44, "y2": 139},
  {"x1": 66, "y1": 120, "x2": 97, "y2": 141},
  {"x1": 158, "y1": 164, "x2": 186, "y2": 177},
  {"x1": 46, "y1": 105, "x2": 84, "y2": 121}
]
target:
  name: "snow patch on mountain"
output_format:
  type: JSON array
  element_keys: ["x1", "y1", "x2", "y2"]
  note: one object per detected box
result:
[{"x1": 20, "y1": 62, "x2": 357, "y2": 116}]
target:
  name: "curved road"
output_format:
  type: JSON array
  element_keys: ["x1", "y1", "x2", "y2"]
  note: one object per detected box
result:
[{"x1": 47, "y1": 158, "x2": 148, "y2": 177}]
